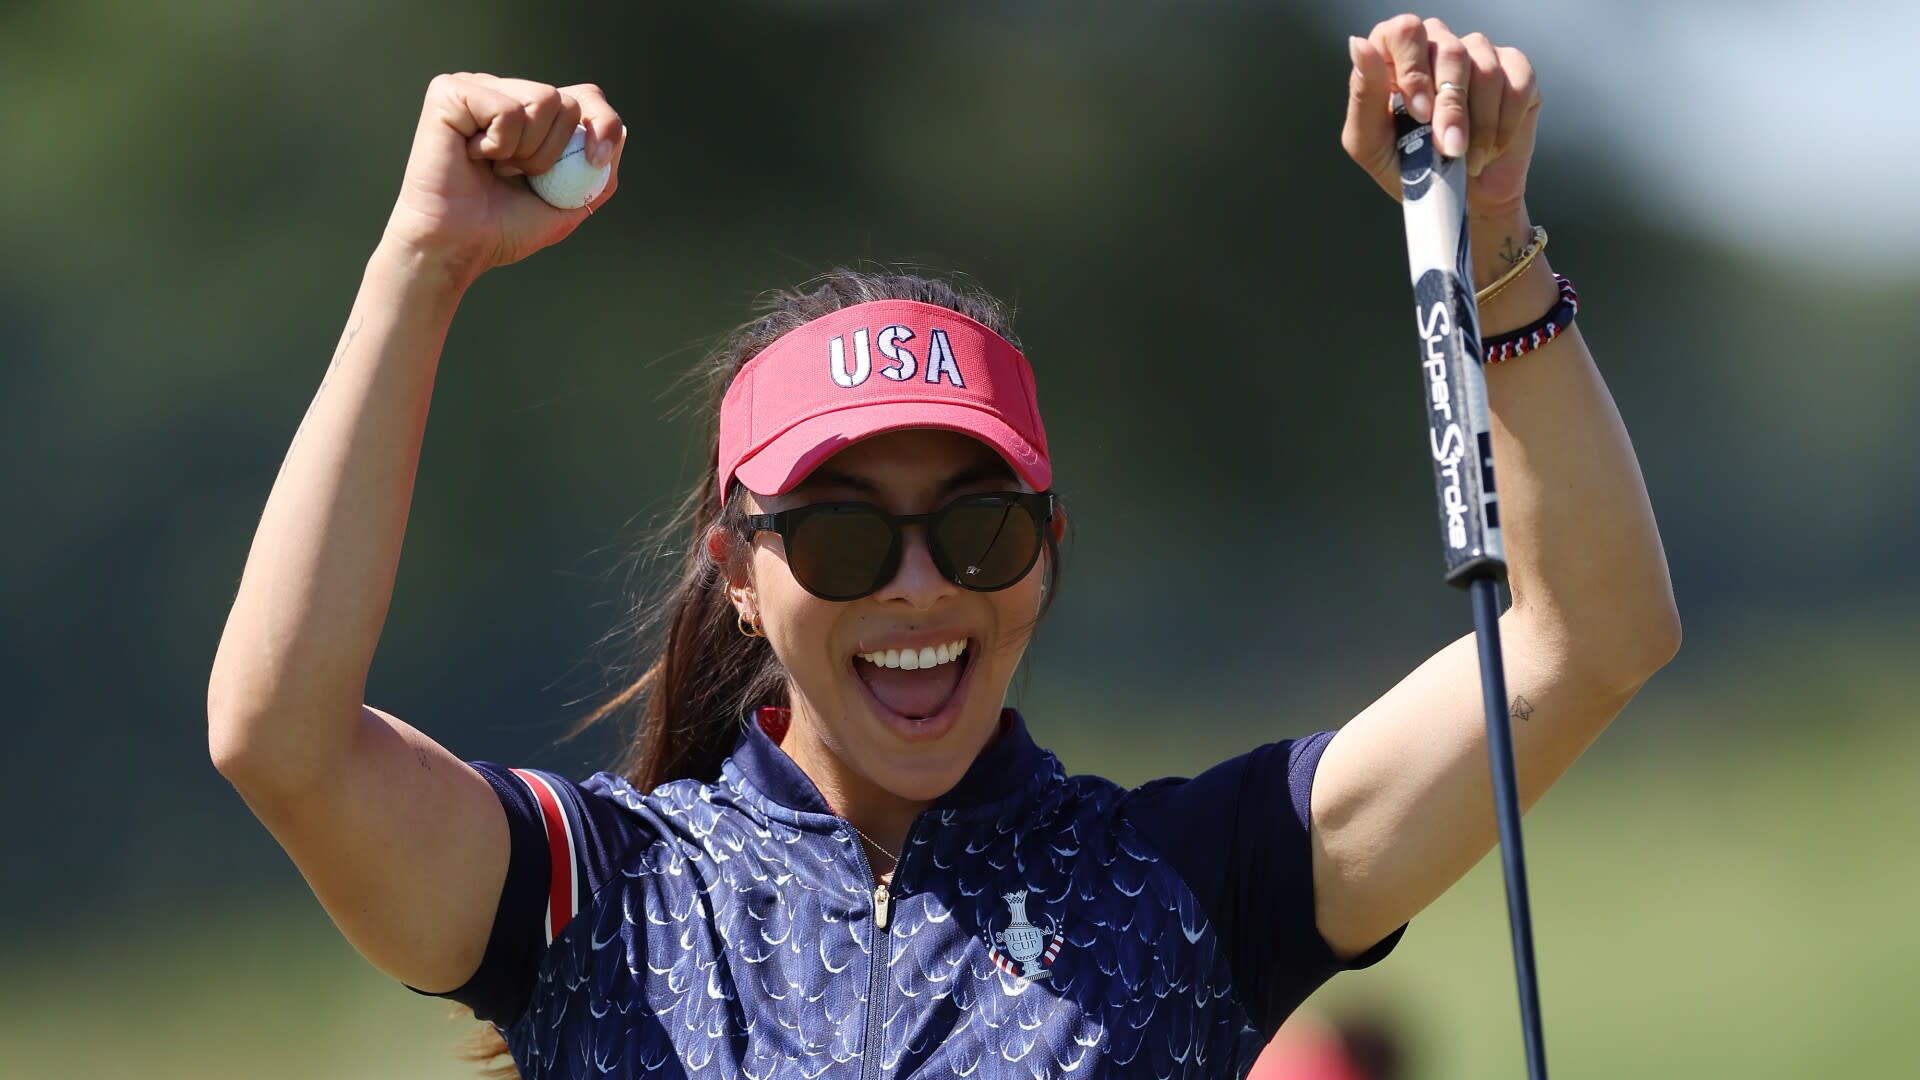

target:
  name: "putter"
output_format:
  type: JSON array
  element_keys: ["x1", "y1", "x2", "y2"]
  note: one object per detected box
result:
[{"x1": 1392, "y1": 94, "x2": 1549, "y2": 1080}]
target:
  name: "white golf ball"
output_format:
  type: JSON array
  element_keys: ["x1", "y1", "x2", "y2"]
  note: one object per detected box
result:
[{"x1": 528, "y1": 124, "x2": 611, "y2": 210}]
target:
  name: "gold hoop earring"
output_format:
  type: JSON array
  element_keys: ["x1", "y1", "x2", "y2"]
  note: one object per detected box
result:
[{"x1": 737, "y1": 611, "x2": 765, "y2": 639}]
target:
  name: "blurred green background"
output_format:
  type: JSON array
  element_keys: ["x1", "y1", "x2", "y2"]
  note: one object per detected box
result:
[{"x1": 4, "y1": 1, "x2": 1915, "y2": 1077}]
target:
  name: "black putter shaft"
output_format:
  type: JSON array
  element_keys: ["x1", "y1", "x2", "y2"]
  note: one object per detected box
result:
[{"x1": 1391, "y1": 96, "x2": 1548, "y2": 1080}]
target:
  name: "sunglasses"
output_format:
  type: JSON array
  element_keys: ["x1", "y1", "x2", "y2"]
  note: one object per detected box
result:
[{"x1": 742, "y1": 491, "x2": 1055, "y2": 602}]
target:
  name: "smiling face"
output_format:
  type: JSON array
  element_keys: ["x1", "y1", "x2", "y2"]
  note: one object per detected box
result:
[{"x1": 724, "y1": 428, "x2": 1055, "y2": 816}]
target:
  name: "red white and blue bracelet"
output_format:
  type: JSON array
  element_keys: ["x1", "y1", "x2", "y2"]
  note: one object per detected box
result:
[{"x1": 1483, "y1": 273, "x2": 1578, "y2": 365}]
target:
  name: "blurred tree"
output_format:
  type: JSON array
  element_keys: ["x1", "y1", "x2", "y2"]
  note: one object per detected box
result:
[{"x1": 2, "y1": 0, "x2": 1914, "y2": 936}]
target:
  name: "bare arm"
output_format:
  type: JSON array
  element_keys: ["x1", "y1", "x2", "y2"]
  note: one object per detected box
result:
[
  {"x1": 209, "y1": 243, "x2": 509, "y2": 992},
  {"x1": 207, "y1": 74, "x2": 624, "y2": 992},
  {"x1": 1312, "y1": 20, "x2": 1680, "y2": 957},
  {"x1": 1310, "y1": 271, "x2": 1679, "y2": 955}
]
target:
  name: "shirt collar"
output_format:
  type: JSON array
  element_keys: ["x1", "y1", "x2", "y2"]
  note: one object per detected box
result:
[{"x1": 727, "y1": 705, "x2": 1047, "y2": 816}]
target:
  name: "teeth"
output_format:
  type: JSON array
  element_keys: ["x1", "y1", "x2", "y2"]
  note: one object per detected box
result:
[{"x1": 858, "y1": 638, "x2": 968, "y2": 670}]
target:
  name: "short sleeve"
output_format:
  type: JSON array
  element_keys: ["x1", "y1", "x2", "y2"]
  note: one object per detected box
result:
[
  {"x1": 411, "y1": 762, "x2": 651, "y2": 1026},
  {"x1": 1118, "y1": 730, "x2": 1406, "y2": 1036}
]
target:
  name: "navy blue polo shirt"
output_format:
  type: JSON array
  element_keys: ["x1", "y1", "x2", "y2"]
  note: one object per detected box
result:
[{"x1": 427, "y1": 708, "x2": 1402, "y2": 1077}]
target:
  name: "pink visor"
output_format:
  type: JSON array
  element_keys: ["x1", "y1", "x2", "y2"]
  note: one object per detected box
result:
[{"x1": 718, "y1": 299, "x2": 1051, "y2": 504}]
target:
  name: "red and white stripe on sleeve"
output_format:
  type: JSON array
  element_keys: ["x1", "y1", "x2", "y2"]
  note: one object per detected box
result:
[{"x1": 510, "y1": 768, "x2": 582, "y2": 944}]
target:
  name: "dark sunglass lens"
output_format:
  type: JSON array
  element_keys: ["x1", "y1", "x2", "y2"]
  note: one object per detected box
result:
[
  {"x1": 786, "y1": 505, "x2": 895, "y2": 599},
  {"x1": 935, "y1": 497, "x2": 1042, "y2": 590}
]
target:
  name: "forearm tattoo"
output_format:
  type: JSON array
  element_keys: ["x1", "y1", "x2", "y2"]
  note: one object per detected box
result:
[
  {"x1": 1510, "y1": 693, "x2": 1534, "y2": 723},
  {"x1": 329, "y1": 315, "x2": 365, "y2": 374},
  {"x1": 278, "y1": 314, "x2": 366, "y2": 477}
]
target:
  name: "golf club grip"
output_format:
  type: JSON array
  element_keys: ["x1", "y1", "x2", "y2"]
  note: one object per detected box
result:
[{"x1": 1393, "y1": 99, "x2": 1506, "y2": 586}]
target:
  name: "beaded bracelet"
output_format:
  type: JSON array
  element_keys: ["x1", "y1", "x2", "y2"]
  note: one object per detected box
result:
[{"x1": 1484, "y1": 273, "x2": 1578, "y2": 365}]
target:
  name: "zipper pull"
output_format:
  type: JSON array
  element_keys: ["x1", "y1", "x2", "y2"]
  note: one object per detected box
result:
[{"x1": 874, "y1": 883, "x2": 891, "y2": 931}]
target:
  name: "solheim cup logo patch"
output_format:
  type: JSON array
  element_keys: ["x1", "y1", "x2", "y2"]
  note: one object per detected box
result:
[{"x1": 988, "y1": 889, "x2": 1063, "y2": 981}]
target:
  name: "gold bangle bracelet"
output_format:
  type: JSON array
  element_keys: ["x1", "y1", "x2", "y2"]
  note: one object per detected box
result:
[{"x1": 1475, "y1": 225, "x2": 1549, "y2": 305}]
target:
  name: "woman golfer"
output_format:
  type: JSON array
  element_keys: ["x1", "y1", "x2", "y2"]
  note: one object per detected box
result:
[{"x1": 210, "y1": 14, "x2": 1677, "y2": 1078}]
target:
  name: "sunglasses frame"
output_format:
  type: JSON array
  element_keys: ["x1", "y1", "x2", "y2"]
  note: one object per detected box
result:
[{"x1": 741, "y1": 490, "x2": 1056, "y2": 602}]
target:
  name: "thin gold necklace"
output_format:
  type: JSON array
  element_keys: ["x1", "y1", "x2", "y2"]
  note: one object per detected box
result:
[{"x1": 845, "y1": 820, "x2": 898, "y2": 868}]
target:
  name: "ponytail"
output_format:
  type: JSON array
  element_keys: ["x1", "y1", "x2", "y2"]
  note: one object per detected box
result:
[{"x1": 608, "y1": 477, "x2": 788, "y2": 789}]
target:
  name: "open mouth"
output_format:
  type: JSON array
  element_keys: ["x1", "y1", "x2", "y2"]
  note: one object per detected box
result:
[{"x1": 851, "y1": 638, "x2": 973, "y2": 722}]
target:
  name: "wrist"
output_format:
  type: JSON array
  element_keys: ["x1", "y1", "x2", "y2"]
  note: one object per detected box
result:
[
  {"x1": 369, "y1": 232, "x2": 484, "y2": 298},
  {"x1": 1467, "y1": 204, "x2": 1534, "y2": 293},
  {"x1": 1477, "y1": 258, "x2": 1557, "y2": 337},
  {"x1": 1469, "y1": 207, "x2": 1558, "y2": 337}
]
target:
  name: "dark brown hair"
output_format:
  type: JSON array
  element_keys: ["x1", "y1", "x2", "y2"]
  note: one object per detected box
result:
[{"x1": 463, "y1": 268, "x2": 1065, "y2": 1074}]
